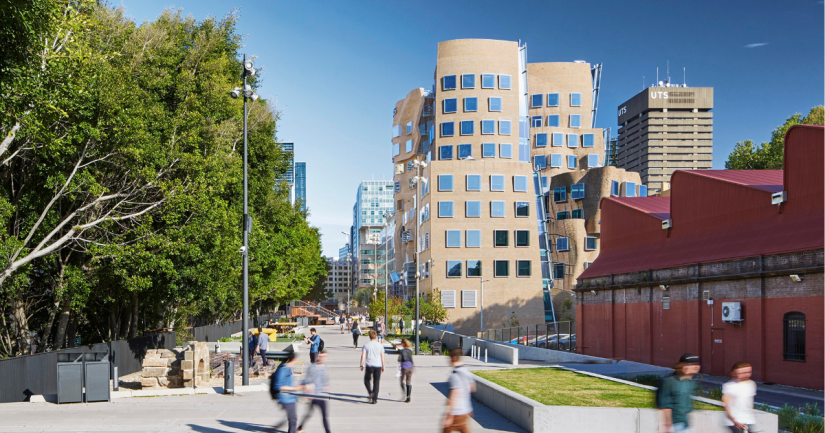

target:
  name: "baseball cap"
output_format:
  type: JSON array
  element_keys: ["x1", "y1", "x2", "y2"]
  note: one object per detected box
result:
[{"x1": 679, "y1": 353, "x2": 700, "y2": 364}]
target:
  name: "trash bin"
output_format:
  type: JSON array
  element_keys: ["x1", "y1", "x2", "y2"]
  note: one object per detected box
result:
[
  {"x1": 83, "y1": 351, "x2": 110, "y2": 403},
  {"x1": 56, "y1": 352, "x2": 84, "y2": 404},
  {"x1": 224, "y1": 359, "x2": 234, "y2": 394}
]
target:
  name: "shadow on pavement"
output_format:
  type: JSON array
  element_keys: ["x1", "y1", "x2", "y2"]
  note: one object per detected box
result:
[{"x1": 429, "y1": 381, "x2": 525, "y2": 433}]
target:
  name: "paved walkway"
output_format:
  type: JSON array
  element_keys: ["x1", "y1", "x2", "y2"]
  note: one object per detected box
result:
[{"x1": 0, "y1": 325, "x2": 525, "y2": 432}]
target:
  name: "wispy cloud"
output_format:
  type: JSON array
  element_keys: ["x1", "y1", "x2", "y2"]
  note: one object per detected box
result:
[{"x1": 744, "y1": 43, "x2": 769, "y2": 48}]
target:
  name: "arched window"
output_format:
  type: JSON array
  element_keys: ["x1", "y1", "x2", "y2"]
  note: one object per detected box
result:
[{"x1": 783, "y1": 312, "x2": 806, "y2": 361}]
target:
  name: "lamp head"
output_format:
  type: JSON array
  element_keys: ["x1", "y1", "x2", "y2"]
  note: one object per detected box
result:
[
  {"x1": 229, "y1": 87, "x2": 241, "y2": 99},
  {"x1": 243, "y1": 60, "x2": 255, "y2": 76}
]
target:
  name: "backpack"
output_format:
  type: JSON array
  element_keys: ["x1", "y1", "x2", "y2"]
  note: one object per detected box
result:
[
  {"x1": 317, "y1": 337, "x2": 325, "y2": 352},
  {"x1": 270, "y1": 363, "x2": 285, "y2": 400}
]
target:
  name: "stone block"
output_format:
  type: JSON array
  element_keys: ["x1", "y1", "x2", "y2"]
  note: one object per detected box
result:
[
  {"x1": 181, "y1": 360, "x2": 194, "y2": 370},
  {"x1": 140, "y1": 377, "x2": 159, "y2": 388},
  {"x1": 184, "y1": 351, "x2": 194, "y2": 361},
  {"x1": 142, "y1": 358, "x2": 168, "y2": 368},
  {"x1": 142, "y1": 367, "x2": 169, "y2": 377},
  {"x1": 158, "y1": 349, "x2": 176, "y2": 358},
  {"x1": 166, "y1": 358, "x2": 181, "y2": 367},
  {"x1": 144, "y1": 351, "x2": 161, "y2": 359},
  {"x1": 168, "y1": 376, "x2": 183, "y2": 388},
  {"x1": 157, "y1": 377, "x2": 169, "y2": 387},
  {"x1": 183, "y1": 379, "x2": 194, "y2": 388},
  {"x1": 183, "y1": 370, "x2": 193, "y2": 380}
]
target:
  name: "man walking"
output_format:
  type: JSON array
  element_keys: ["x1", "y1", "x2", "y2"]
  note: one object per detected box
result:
[
  {"x1": 375, "y1": 317, "x2": 385, "y2": 344},
  {"x1": 304, "y1": 328, "x2": 321, "y2": 364},
  {"x1": 360, "y1": 330, "x2": 385, "y2": 404},
  {"x1": 247, "y1": 331, "x2": 258, "y2": 368},
  {"x1": 658, "y1": 353, "x2": 701, "y2": 433},
  {"x1": 256, "y1": 327, "x2": 270, "y2": 367},
  {"x1": 723, "y1": 361, "x2": 757, "y2": 433},
  {"x1": 443, "y1": 348, "x2": 476, "y2": 433},
  {"x1": 273, "y1": 353, "x2": 304, "y2": 433},
  {"x1": 298, "y1": 351, "x2": 331, "y2": 433}
]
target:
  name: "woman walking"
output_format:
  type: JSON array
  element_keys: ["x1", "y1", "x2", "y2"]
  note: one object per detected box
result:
[
  {"x1": 351, "y1": 319, "x2": 362, "y2": 348},
  {"x1": 397, "y1": 339, "x2": 415, "y2": 402}
]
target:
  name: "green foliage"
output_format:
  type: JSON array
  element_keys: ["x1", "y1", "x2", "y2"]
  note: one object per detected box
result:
[
  {"x1": 506, "y1": 311, "x2": 520, "y2": 328},
  {"x1": 302, "y1": 258, "x2": 332, "y2": 302},
  {"x1": 695, "y1": 383, "x2": 723, "y2": 400},
  {"x1": 419, "y1": 288, "x2": 447, "y2": 324}
]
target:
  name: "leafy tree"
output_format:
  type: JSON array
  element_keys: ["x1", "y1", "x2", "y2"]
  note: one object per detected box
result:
[
  {"x1": 302, "y1": 258, "x2": 332, "y2": 303},
  {"x1": 352, "y1": 288, "x2": 371, "y2": 308},
  {"x1": 419, "y1": 288, "x2": 447, "y2": 324}
]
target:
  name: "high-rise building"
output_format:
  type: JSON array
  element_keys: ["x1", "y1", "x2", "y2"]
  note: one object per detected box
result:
[
  {"x1": 338, "y1": 244, "x2": 351, "y2": 261},
  {"x1": 295, "y1": 162, "x2": 306, "y2": 212},
  {"x1": 278, "y1": 142, "x2": 295, "y2": 201},
  {"x1": 616, "y1": 84, "x2": 713, "y2": 194},
  {"x1": 351, "y1": 181, "x2": 394, "y2": 297},
  {"x1": 324, "y1": 257, "x2": 352, "y2": 309}
]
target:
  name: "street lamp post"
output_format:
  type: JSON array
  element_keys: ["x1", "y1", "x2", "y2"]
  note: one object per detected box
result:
[
  {"x1": 412, "y1": 158, "x2": 426, "y2": 355},
  {"x1": 229, "y1": 54, "x2": 259, "y2": 386},
  {"x1": 382, "y1": 213, "x2": 390, "y2": 327},
  {"x1": 342, "y1": 231, "x2": 351, "y2": 314}
]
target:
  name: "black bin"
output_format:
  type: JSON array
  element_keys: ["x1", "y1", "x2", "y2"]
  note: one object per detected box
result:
[{"x1": 224, "y1": 359, "x2": 234, "y2": 394}]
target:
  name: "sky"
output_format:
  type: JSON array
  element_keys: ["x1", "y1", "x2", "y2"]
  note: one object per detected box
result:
[{"x1": 119, "y1": 0, "x2": 824, "y2": 258}]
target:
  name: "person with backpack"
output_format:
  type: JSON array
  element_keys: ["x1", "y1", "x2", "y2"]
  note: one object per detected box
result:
[
  {"x1": 397, "y1": 338, "x2": 415, "y2": 403},
  {"x1": 722, "y1": 361, "x2": 757, "y2": 433},
  {"x1": 351, "y1": 319, "x2": 362, "y2": 348},
  {"x1": 658, "y1": 353, "x2": 701, "y2": 433},
  {"x1": 271, "y1": 352, "x2": 304, "y2": 433},
  {"x1": 304, "y1": 328, "x2": 322, "y2": 364},
  {"x1": 360, "y1": 330, "x2": 385, "y2": 404},
  {"x1": 375, "y1": 317, "x2": 385, "y2": 344},
  {"x1": 247, "y1": 331, "x2": 258, "y2": 368},
  {"x1": 298, "y1": 350, "x2": 331, "y2": 433},
  {"x1": 443, "y1": 347, "x2": 476, "y2": 432}
]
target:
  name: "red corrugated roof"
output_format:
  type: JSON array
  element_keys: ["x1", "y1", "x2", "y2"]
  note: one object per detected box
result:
[
  {"x1": 680, "y1": 170, "x2": 784, "y2": 192},
  {"x1": 607, "y1": 197, "x2": 670, "y2": 220}
]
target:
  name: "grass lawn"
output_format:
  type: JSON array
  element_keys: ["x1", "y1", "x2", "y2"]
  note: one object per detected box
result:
[{"x1": 474, "y1": 368, "x2": 722, "y2": 411}]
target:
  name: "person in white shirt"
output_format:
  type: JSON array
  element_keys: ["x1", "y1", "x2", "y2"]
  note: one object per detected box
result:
[
  {"x1": 443, "y1": 347, "x2": 476, "y2": 432},
  {"x1": 360, "y1": 330, "x2": 385, "y2": 404},
  {"x1": 722, "y1": 361, "x2": 757, "y2": 433}
]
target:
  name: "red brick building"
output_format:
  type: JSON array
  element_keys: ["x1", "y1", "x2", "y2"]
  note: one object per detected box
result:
[{"x1": 575, "y1": 125, "x2": 824, "y2": 390}]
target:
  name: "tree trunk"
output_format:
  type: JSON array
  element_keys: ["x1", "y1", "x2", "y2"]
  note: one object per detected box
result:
[
  {"x1": 51, "y1": 298, "x2": 72, "y2": 350},
  {"x1": 127, "y1": 292, "x2": 138, "y2": 339},
  {"x1": 11, "y1": 298, "x2": 30, "y2": 356},
  {"x1": 41, "y1": 298, "x2": 60, "y2": 353}
]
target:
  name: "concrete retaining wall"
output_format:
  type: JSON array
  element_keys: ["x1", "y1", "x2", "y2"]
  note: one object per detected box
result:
[
  {"x1": 471, "y1": 339, "x2": 518, "y2": 365},
  {"x1": 498, "y1": 340, "x2": 614, "y2": 364},
  {"x1": 422, "y1": 326, "x2": 518, "y2": 364}
]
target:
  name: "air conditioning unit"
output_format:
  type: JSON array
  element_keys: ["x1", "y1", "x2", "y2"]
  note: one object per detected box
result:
[
  {"x1": 721, "y1": 302, "x2": 743, "y2": 323},
  {"x1": 662, "y1": 219, "x2": 672, "y2": 229},
  {"x1": 771, "y1": 191, "x2": 787, "y2": 205}
]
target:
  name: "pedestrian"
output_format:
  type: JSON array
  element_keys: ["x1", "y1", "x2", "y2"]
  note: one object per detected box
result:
[
  {"x1": 257, "y1": 327, "x2": 270, "y2": 367},
  {"x1": 247, "y1": 331, "x2": 258, "y2": 368},
  {"x1": 658, "y1": 353, "x2": 701, "y2": 433},
  {"x1": 304, "y1": 328, "x2": 321, "y2": 364},
  {"x1": 339, "y1": 313, "x2": 346, "y2": 334},
  {"x1": 351, "y1": 319, "x2": 361, "y2": 348},
  {"x1": 298, "y1": 350, "x2": 331, "y2": 433},
  {"x1": 397, "y1": 338, "x2": 415, "y2": 403},
  {"x1": 398, "y1": 317, "x2": 405, "y2": 334},
  {"x1": 360, "y1": 330, "x2": 385, "y2": 404},
  {"x1": 375, "y1": 317, "x2": 385, "y2": 344},
  {"x1": 272, "y1": 352, "x2": 304, "y2": 433},
  {"x1": 723, "y1": 361, "x2": 757, "y2": 433},
  {"x1": 442, "y1": 347, "x2": 476, "y2": 433}
]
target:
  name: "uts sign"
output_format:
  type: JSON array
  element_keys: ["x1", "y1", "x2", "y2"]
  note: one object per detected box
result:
[
  {"x1": 618, "y1": 106, "x2": 627, "y2": 117},
  {"x1": 650, "y1": 91, "x2": 669, "y2": 99}
]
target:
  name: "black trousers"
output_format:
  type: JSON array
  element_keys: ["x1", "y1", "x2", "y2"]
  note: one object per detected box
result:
[
  {"x1": 259, "y1": 348, "x2": 267, "y2": 366},
  {"x1": 352, "y1": 334, "x2": 359, "y2": 347},
  {"x1": 279, "y1": 401, "x2": 297, "y2": 433},
  {"x1": 299, "y1": 399, "x2": 330, "y2": 433},
  {"x1": 309, "y1": 352, "x2": 318, "y2": 363},
  {"x1": 364, "y1": 366, "x2": 381, "y2": 397}
]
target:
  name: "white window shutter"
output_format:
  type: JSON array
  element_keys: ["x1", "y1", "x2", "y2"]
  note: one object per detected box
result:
[
  {"x1": 462, "y1": 290, "x2": 477, "y2": 308},
  {"x1": 442, "y1": 290, "x2": 456, "y2": 308}
]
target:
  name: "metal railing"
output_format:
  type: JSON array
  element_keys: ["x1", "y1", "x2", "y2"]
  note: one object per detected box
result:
[
  {"x1": 292, "y1": 301, "x2": 337, "y2": 320},
  {"x1": 479, "y1": 321, "x2": 575, "y2": 352}
]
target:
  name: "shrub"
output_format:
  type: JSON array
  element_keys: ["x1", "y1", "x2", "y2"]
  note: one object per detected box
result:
[{"x1": 632, "y1": 374, "x2": 662, "y2": 387}]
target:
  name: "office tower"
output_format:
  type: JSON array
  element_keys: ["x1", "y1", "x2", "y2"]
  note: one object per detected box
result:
[
  {"x1": 295, "y1": 162, "x2": 306, "y2": 212},
  {"x1": 278, "y1": 142, "x2": 295, "y2": 201},
  {"x1": 351, "y1": 181, "x2": 394, "y2": 298},
  {"x1": 616, "y1": 83, "x2": 713, "y2": 193},
  {"x1": 338, "y1": 244, "x2": 351, "y2": 261},
  {"x1": 324, "y1": 257, "x2": 352, "y2": 308}
]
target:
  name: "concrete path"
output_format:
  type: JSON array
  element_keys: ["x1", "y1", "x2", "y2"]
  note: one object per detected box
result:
[{"x1": 0, "y1": 325, "x2": 525, "y2": 432}]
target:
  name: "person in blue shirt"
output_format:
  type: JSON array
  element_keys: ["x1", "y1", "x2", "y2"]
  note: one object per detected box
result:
[
  {"x1": 247, "y1": 331, "x2": 257, "y2": 368},
  {"x1": 304, "y1": 328, "x2": 321, "y2": 363},
  {"x1": 274, "y1": 352, "x2": 303, "y2": 433}
]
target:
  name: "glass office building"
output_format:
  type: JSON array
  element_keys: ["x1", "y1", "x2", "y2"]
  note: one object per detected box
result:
[{"x1": 295, "y1": 162, "x2": 306, "y2": 212}]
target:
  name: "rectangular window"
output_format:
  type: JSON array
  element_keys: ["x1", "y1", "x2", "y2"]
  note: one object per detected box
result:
[
  {"x1": 550, "y1": 154, "x2": 562, "y2": 168},
  {"x1": 490, "y1": 200, "x2": 506, "y2": 217},
  {"x1": 466, "y1": 230, "x2": 481, "y2": 248},
  {"x1": 442, "y1": 75, "x2": 457, "y2": 90},
  {"x1": 461, "y1": 290, "x2": 477, "y2": 307},
  {"x1": 513, "y1": 175, "x2": 528, "y2": 192},
  {"x1": 553, "y1": 263, "x2": 565, "y2": 279},
  {"x1": 499, "y1": 143, "x2": 513, "y2": 158},
  {"x1": 495, "y1": 260, "x2": 509, "y2": 277},
  {"x1": 464, "y1": 97, "x2": 478, "y2": 112},
  {"x1": 554, "y1": 187, "x2": 567, "y2": 203},
  {"x1": 531, "y1": 116, "x2": 543, "y2": 128},
  {"x1": 489, "y1": 97, "x2": 502, "y2": 112},
  {"x1": 639, "y1": 185, "x2": 648, "y2": 197},
  {"x1": 570, "y1": 93, "x2": 582, "y2": 106},
  {"x1": 582, "y1": 133, "x2": 595, "y2": 148},
  {"x1": 465, "y1": 200, "x2": 481, "y2": 217},
  {"x1": 393, "y1": 125, "x2": 401, "y2": 138},
  {"x1": 567, "y1": 155, "x2": 577, "y2": 169},
  {"x1": 570, "y1": 115, "x2": 581, "y2": 128},
  {"x1": 611, "y1": 180, "x2": 620, "y2": 196},
  {"x1": 467, "y1": 261, "x2": 482, "y2": 277},
  {"x1": 572, "y1": 208, "x2": 583, "y2": 219},
  {"x1": 515, "y1": 201, "x2": 530, "y2": 217},
  {"x1": 438, "y1": 201, "x2": 454, "y2": 218},
  {"x1": 536, "y1": 133, "x2": 548, "y2": 147},
  {"x1": 585, "y1": 237, "x2": 597, "y2": 251},
  {"x1": 462, "y1": 74, "x2": 475, "y2": 89},
  {"x1": 460, "y1": 121, "x2": 474, "y2": 136},
  {"x1": 441, "y1": 290, "x2": 456, "y2": 307},
  {"x1": 552, "y1": 132, "x2": 564, "y2": 147},
  {"x1": 421, "y1": 178, "x2": 429, "y2": 196},
  {"x1": 406, "y1": 140, "x2": 413, "y2": 153},
  {"x1": 494, "y1": 230, "x2": 509, "y2": 247},
  {"x1": 588, "y1": 154, "x2": 600, "y2": 168},
  {"x1": 499, "y1": 75, "x2": 512, "y2": 89},
  {"x1": 571, "y1": 183, "x2": 585, "y2": 199},
  {"x1": 406, "y1": 122, "x2": 413, "y2": 135},
  {"x1": 446, "y1": 230, "x2": 461, "y2": 248},
  {"x1": 556, "y1": 211, "x2": 570, "y2": 220},
  {"x1": 393, "y1": 143, "x2": 400, "y2": 156},
  {"x1": 515, "y1": 230, "x2": 530, "y2": 247},
  {"x1": 625, "y1": 181, "x2": 637, "y2": 197},
  {"x1": 443, "y1": 98, "x2": 457, "y2": 113},
  {"x1": 481, "y1": 74, "x2": 495, "y2": 89},
  {"x1": 441, "y1": 122, "x2": 454, "y2": 137},
  {"x1": 535, "y1": 155, "x2": 547, "y2": 170},
  {"x1": 517, "y1": 260, "x2": 531, "y2": 277},
  {"x1": 438, "y1": 174, "x2": 454, "y2": 191},
  {"x1": 490, "y1": 175, "x2": 505, "y2": 191},
  {"x1": 499, "y1": 120, "x2": 512, "y2": 135},
  {"x1": 466, "y1": 174, "x2": 481, "y2": 191},
  {"x1": 447, "y1": 261, "x2": 462, "y2": 278},
  {"x1": 439, "y1": 145, "x2": 453, "y2": 160},
  {"x1": 481, "y1": 120, "x2": 495, "y2": 135},
  {"x1": 541, "y1": 115, "x2": 558, "y2": 129},
  {"x1": 482, "y1": 143, "x2": 496, "y2": 158},
  {"x1": 557, "y1": 237, "x2": 569, "y2": 251},
  {"x1": 531, "y1": 94, "x2": 543, "y2": 108},
  {"x1": 567, "y1": 134, "x2": 579, "y2": 148},
  {"x1": 547, "y1": 93, "x2": 560, "y2": 107}
]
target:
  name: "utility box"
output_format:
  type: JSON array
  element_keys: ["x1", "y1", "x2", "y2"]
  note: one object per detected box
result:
[{"x1": 722, "y1": 302, "x2": 743, "y2": 323}]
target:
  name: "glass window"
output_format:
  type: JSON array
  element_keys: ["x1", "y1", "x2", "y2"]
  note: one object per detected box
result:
[
  {"x1": 588, "y1": 154, "x2": 600, "y2": 168},
  {"x1": 446, "y1": 230, "x2": 461, "y2": 248},
  {"x1": 441, "y1": 122, "x2": 454, "y2": 137},
  {"x1": 517, "y1": 260, "x2": 531, "y2": 277},
  {"x1": 466, "y1": 174, "x2": 481, "y2": 191},
  {"x1": 515, "y1": 201, "x2": 530, "y2": 217},
  {"x1": 557, "y1": 237, "x2": 569, "y2": 251},
  {"x1": 546, "y1": 115, "x2": 560, "y2": 128},
  {"x1": 499, "y1": 120, "x2": 512, "y2": 135},
  {"x1": 541, "y1": 176, "x2": 548, "y2": 189},
  {"x1": 554, "y1": 186, "x2": 567, "y2": 202},
  {"x1": 464, "y1": 97, "x2": 478, "y2": 112},
  {"x1": 455, "y1": 144, "x2": 471, "y2": 159},
  {"x1": 536, "y1": 133, "x2": 548, "y2": 147},
  {"x1": 550, "y1": 154, "x2": 562, "y2": 168},
  {"x1": 462, "y1": 74, "x2": 475, "y2": 89},
  {"x1": 406, "y1": 140, "x2": 413, "y2": 153},
  {"x1": 393, "y1": 143, "x2": 400, "y2": 156},
  {"x1": 639, "y1": 185, "x2": 648, "y2": 197},
  {"x1": 624, "y1": 181, "x2": 637, "y2": 197},
  {"x1": 482, "y1": 143, "x2": 496, "y2": 158},
  {"x1": 535, "y1": 155, "x2": 547, "y2": 170},
  {"x1": 567, "y1": 155, "x2": 577, "y2": 169},
  {"x1": 515, "y1": 230, "x2": 530, "y2": 247},
  {"x1": 481, "y1": 74, "x2": 495, "y2": 89},
  {"x1": 494, "y1": 230, "x2": 508, "y2": 247},
  {"x1": 481, "y1": 120, "x2": 495, "y2": 135},
  {"x1": 393, "y1": 125, "x2": 401, "y2": 138},
  {"x1": 447, "y1": 260, "x2": 462, "y2": 277},
  {"x1": 491, "y1": 201, "x2": 506, "y2": 217},
  {"x1": 439, "y1": 201, "x2": 454, "y2": 218},
  {"x1": 489, "y1": 97, "x2": 502, "y2": 112},
  {"x1": 570, "y1": 93, "x2": 582, "y2": 106},
  {"x1": 572, "y1": 208, "x2": 583, "y2": 219},
  {"x1": 585, "y1": 237, "x2": 597, "y2": 251},
  {"x1": 466, "y1": 200, "x2": 481, "y2": 217},
  {"x1": 571, "y1": 184, "x2": 585, "y2": 199},
  {"x1": 499, "y1": 75, "x2": 512, "y2": 89},
  {"x1": 467, "y1": 260, "x2": 482, "y2": 277},
  {"x1": 443, "y1": 75, "x2": 457, "y2": 90},
  {"x1": 531, "y1": 116, "x2": 543, "y2": 128},
  {"x1": 466, "y1": 230, "x2": 481, "y2": 248},
  {"x1": 443, "y1": 98, "x2": 457, "y2": 113},
  {"x1": 552, "y1": 132, "x2": 564, "y2": 147},
  {"x1": 783, "y1": 312, "x2": 806, "y2": 361},
  {"x1": 439, "y1": 145, "x2": 453, "y2": 160},
  {"x1": 556, "y1": 211, "x2": 570, "y2": 220},
  {"x1": 513, "y1": 175, "x2": 528, "y2": 192},
  {"x1": 531, "y1": 94, "x2": 543, "y2": 108},
  {"x1": 547, "y1": 93, "x2": 560, "y2": 107},
  {"x1": 611, "y1": 180, "x2": 619, "y2": 196},
  {"x1": 553, "y1": 262, "x2": 565, "y2": 279},
  {"x1": 567, "y1": 134, "x2": 579, "y2": 148},
  {"x1": 582, "y1": 133, "x2": 595, "y2": 147},
  {"x1": 438, "y1": 174, "x2": 453, "y2": 191},
  {"x1": 460, "y1": 121, "x2": 474, "y2": 135},
  {"x1": 570, "y1": 114, "x2": 581, "y2": 128},
  {"x1": 495, "y1": 260, "x2": 509, "y2": 277},
  {"x1": 499, "y1": 143, "x2": 513, "y2": 158},
  {"x1": 406, "y1": 122, "x2": 413, "y2": 135},
  {"x1": 490, "y1": 175, "x2": 505, "y2": 191}
]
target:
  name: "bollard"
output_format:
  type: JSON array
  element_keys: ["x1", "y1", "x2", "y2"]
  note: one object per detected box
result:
[
  {"x1": 224, "y1": 359, "x2": 234, "y2": 394},
  {"x1": 472, "y1": 346, "x2": 476, "y2": 359},
  {"x1": 113, "y1": 366, "x2": 119, "y2": 391},
  {"x1": 485, "y1": 348, "x2": 487, "y2": 363}
]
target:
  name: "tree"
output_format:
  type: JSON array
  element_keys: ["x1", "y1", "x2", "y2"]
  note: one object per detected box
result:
[
  {"x1": 419, "y1": 288, "x2": 447, "y2": 324},
  {"x1": 302, "y1": 258, "x2": 332, "y2": 303},
  {"x1": 725, "y1": 106, "x2": 824, "y2": 170}
]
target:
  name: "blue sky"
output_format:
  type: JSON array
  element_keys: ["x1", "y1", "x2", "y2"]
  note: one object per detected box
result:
[{"x1": 120, "y1": 0, "x2": 824, "y2": 257}]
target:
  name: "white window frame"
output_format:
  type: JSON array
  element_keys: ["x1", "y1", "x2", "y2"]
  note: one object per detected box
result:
[
  {"x1": 585, "y1": 236, "x2": 597, "y2": 251},
  {"x1": 445, "y1": 230, "x2": 461, "y2": 248},
  {"x1": 499, "y1": 143, "x2": 513, "y2": 159},
  {"x1": 547, "y1": 114, "x2": 560, "y2": 128},
  {"x1": 499, "y1": 74, "x2": 512, "y2": 89},
  {"x1": 481, "y1": 120, "x2": 495, "y2": 135},
  {"x1": 466, "y1": 174, "x2": 482, "y2": 192},
  {"x1": 490, "y1": 175, "x2": 505, "y2": 191},
  {"x1": 465, "y1": 200, "x2": 481, "y2": 218},
  {"x1": 499, "y1": 120, "x2": 512, "y2": 135},
  {"x1": 406, "y1": 140, "x2": 413, "y2": 153},
  {"x1": 490, "y1": 200, "x2": 506, "y2": 217},
  {"x1": 464, "y1": 97, "x2": 478, "y2": 112},
  {"x1": 550, "y1": 154, "x2": 562, "y2": 168},
  {"x1": 438, "y1": 174, "x2": 454, "y2": 192},
  {"x1": 547, "y1": 93, "x2": 560, "y2": 107},
  {"x1": 438, "y1": 201, "x2": 454, "y2": 218},
  {"x1": 515, "y1": 201, "x2": 530, "y2": 218},
  {"x1": 531, "y1": 116, "x2": 543, "y2": 128},
  {"x1": 481, "y1": 74, "x2": 496, "y2": 89},
  {"x1": 582, "y1": 133, "x2": 595, "y2": 148},
  {"x1": 570, "y1": 114, "x2": 581, "y2": 128},
  {"x1": 552, "y1": 132, "x2": 564, "y2": 147},
  {"x1": 513, "y1": 175, "x2": 528, "y2": 192},
  {"x1": 567, "y1": 155, "x2": 577, "y2": 169},
  {"x1": 460, "y1": 120, "x2": 474, "y2": 136},
  {"x1": 442, "y1": 75, "x2": 457, "y2": 91},
  {"x1": 570, "y1": 92, "x2": 582, "y2": 107},
  {"x1": 441, "y1": 290, "x2": 456, "y2": 307},
  {"x1": 461, "y1": 74, "x2": 475, "y2": 89},
  {"x1": 482, "y1": 143, "x2": 496, "y2": 158},
  {"x1": 441, "y1": 122, "x2": 454, "y2": 137},
  {"x1": 392, "y1": 143, "x2": 400, "y2": 157},
  {"x1": 514, "y1": 230, "x2": 530, "y2": 247},
  {"x1": 557, "y1": 237, "x2": 570, "y2": 252},
  {"x1": 489, "y1": 97, "x2": 502, "y2": 112},
  {"x1": 587, "y1": 154, "x2": 600, "y2": 168},
  {"x1": 571, "y1": 183, "x2": 585, "y2": 200},
  {"x1": 531, "y1": 94, "x2": 543, "y2": 108},
  {"x1": 466, "y1": 230, "x2": 481, "y2": 248},
  {"x1": 443, "y1": 98, "x2": 457, "y2": 114},
  {"x1": 516, "y1": 260, "x2": 531, "y2": 277},
  {"x1": 567, "y1": 133, "x2": 579, "y2": 148},
  {"x1": 461, "y1": 290, "x2": 478, "y2": 308},
  {"x1": 536, "y1": 132, "x2": 548, "y2": 148}
]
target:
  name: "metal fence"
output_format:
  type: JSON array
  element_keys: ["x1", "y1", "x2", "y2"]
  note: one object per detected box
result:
[
  {"x1": 479, "y1": 321, "x2": 576, "y2": 352},
  {"x1": 190, "y1": 312, "x2": 284, "y2": 342}
]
